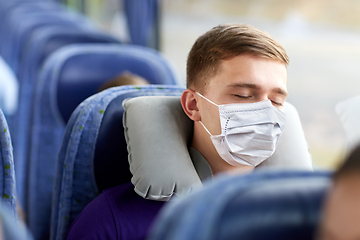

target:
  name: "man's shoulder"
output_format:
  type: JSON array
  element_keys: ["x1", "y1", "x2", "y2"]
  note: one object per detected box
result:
[
  {"x1": 67, "y1": 182, "x2": 166, "y2": 240},
  {"x1": 104, "y1": 182, "x2": 166, "y2": 219}
]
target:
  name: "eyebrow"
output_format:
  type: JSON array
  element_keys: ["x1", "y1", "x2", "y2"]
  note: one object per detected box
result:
[{"x1": 227, "y1": 83, "x2": 288, "y2": 97}]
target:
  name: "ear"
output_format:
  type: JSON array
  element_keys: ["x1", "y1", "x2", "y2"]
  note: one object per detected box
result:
[{"x1": 181, "y1": 89, "x2": 201, "y2": 121}]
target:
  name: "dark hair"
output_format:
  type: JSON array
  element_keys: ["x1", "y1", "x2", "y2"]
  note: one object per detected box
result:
[{"x1": 186, "y1": 23, "x2": 289, "y2": 92}]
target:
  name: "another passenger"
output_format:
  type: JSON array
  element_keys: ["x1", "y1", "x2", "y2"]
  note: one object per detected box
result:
[
  {"x1": 97, "y1": 71, "x2": 149, "y2": 92},
  {"x1": 317, "y1": 145, "x2": 360, "y2": 240},
  {"x1": 0, "y1": 56, "x2": 18, "y2": 116},
  {"x1": 66, "y1": 23, "x2": 289, "y2": 240}
]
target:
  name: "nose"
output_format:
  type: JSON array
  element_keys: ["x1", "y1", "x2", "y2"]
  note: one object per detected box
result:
[
  {"x1": 258, "y1": 94, "x2": 284, "y2": 111},
  {"x1": 257, "y1": 94, "x2": 268, "y2": 102}
]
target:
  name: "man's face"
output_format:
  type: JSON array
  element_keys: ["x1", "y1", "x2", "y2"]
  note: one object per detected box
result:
[
  {"x1": 198, "y1": 54, "x2": 288, "y2": 136},
  {"x1": 318, "y1": 175, "x2": 360, "y2": 240}
]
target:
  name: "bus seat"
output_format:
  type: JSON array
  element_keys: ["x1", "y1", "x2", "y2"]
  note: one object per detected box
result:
[
  {"x1": 148, "y1": 171, "x2": 331, "y2": 240},
  {"x1": 0, "y1": 1, "x2": 63, "y2": 54},
  {"x1": 8, "y1": 12, "x2": 93, "y2": 74},
  {"x1": 0, "y1": 108, "x2": 32, "y2": 240},
  {"x1": 17, "y1": 32, "x2": 120, "y2": 240},
  {"x1": 12, "y1": 25, "x2": 96, "y2": 189},
  {"x1": 0, "y1": 109, "x2": 17, "y2": 219},
  {"x1": 51, "y1": 85, "x2": 184, "y2": 240},
  {"x1": 32, "y1": 44, "x2": 179, "y2": 240},
  {"x1": 52, "y1": 86, "x2": 312, "y2": 239}
]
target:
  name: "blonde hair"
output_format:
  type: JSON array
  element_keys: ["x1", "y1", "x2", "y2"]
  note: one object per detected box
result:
[{"x1": 186, "y1": 24, "x2": 289, "y2": 91}]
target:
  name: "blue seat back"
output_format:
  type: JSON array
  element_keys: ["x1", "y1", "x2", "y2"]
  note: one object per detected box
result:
[
  {"x1": 0, "y1": 4, "x2": 71, "y2": 68},
  {"x1": 0, "y1": 109, "x2": 17, "y2": 219},
  {"x1": 32, "y1": 45, "x2": 179, "y2": 240},
  {"x1": 51, "y1": 85, "x2": 184, "y2": 240},
  {"x1": 56, "y1": 44, "x2": 180, "y2": 122},
  {"x1": 149, "y1": 171, "x2": 332, "y2": 240},
  {"x1": 7, "y1": 12, "x2": 92, "y2": 74},
  {"x1": 17, "y1": 34, "x2": 120, "y2": 240},
  {"x1": 0, "y1": 0, "x2": 64, "y2": 39},
  {"x1": 0, "y1": 89, "x2": 30, "y2": 240},
  {"x1": 13, "y1": 27, "x2": 119, "y2": 209}
]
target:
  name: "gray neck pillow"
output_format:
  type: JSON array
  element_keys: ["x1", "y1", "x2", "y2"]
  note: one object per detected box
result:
[{"x1": 122, "y1": 96, "x2": 313, "y2": 201}]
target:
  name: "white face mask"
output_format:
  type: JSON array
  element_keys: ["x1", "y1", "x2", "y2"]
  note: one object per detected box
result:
[{"x1": 197, "y1": 92, "x2": 286, "y2": 167}]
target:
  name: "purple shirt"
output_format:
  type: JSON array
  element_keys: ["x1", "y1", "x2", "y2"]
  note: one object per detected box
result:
[{"x1": 66, "y1": 182, "x2": 165, "y2": 240}]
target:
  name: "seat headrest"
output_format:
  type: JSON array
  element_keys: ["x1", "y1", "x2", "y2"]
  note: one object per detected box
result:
[
  {"x1": 148, "y1": 171, "x2": 331, "y2": 240},
  {"x1": 123, "y1": 96, "x2": 313, "y2": 201},
  {"x1": 54, "y1": 44, "x2": 180, "y2": 123}
]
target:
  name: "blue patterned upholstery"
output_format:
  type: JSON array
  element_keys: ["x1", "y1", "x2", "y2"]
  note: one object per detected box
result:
[
  {"x1": 50, "y1": 85, "x2": 184, "y2": 240},
  {"x1": 0, "y1": 105, "x2": 32, "y2": 240},
  {"x1": 0, "y1": 3, "x2": 73, "y2": 68},
  {"x1": 0, "y1": 109, "x2": 16, "y2": 219},
  {"x1": 4, "y1": 8, "x2": 98, "y2": 215},
  {"x1": 9, "y1": 12, "x2": 93, "y2": 74},
  {"x1": 14, "y1": 33, "x2": 120, "y2": 240},
  {"x1": 14, "y1": 27, "x2": 119, "y2": 229},
  {"x1": 15, "y1": 28, "x2": 104, "y2": 201},
  {"x1": 31, "y1": 45, "x2": 179, "y2": 240},
  {"x1": 149, "y1": 171, "x2": 331, "y2": 240}
]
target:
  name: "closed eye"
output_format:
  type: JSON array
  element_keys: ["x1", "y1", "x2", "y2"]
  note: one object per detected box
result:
[
  {"x1": 234, "y1": 94, "x2": 251, "y2": 99},
  {"x1": 271, "y1": 100, "x2": 283, "y2": 106}
]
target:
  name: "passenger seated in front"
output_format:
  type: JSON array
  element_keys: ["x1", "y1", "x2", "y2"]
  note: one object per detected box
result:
[
  {"x1": 317, "y1": 145, "x2": 360, "y2": 240},
  {"x1": 66, "y1": 23, "x2": 289, "y2": 240},
  {"x1": 97, "y1": 71, "x2": 149, "y2": 92}
]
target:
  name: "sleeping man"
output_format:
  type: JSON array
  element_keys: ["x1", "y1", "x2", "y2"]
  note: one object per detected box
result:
[
  {"x1": 66, "y1": 23, "x2": 290, "y2": 240},
  {"x1": 181, "y1": 23, "x2": 288, "y2": 177}
]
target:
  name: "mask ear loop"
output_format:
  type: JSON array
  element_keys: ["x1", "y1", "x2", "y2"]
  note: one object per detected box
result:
[
  {"x1": 196, "y1": 92, "x2": 219, "y2": 137},
  {"x1": 196, "y1": 92, "x2": 219, "y2": 106},
  {"x1": 199, "y1": 121, "x2": 212, "y2": 136}
]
